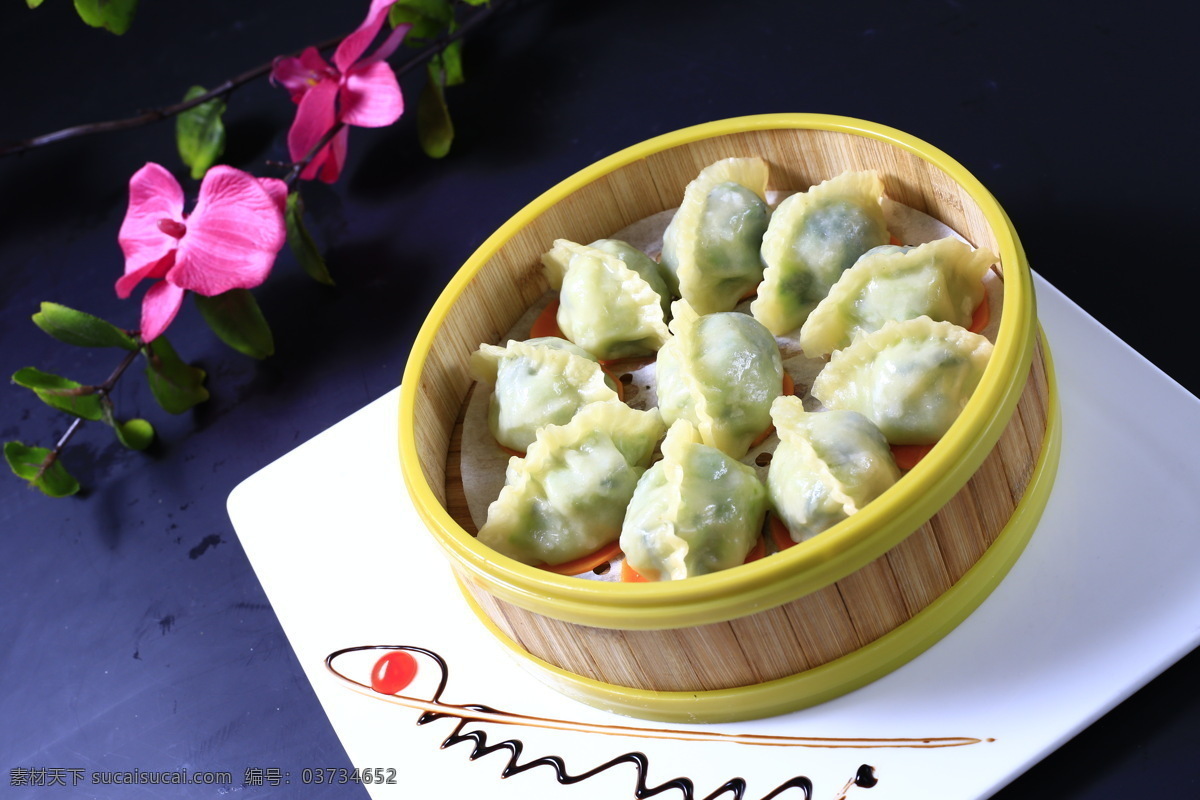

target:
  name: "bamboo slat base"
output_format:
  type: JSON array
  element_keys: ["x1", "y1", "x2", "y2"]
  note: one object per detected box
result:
[{"x1": 446, "y1": 336, "x2": 1049, "y2": 693}]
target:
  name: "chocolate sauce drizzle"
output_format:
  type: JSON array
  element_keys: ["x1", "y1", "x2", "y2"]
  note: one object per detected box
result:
[
  {"x1": 430, "y1": 710, "x2": 815, "y2": 799},
  {"x1": 853, "y1": 765, "x2": 878, "y2": 788},
  {"x1": 327, "y1": 645, "x2": 980, "y2": 798}
]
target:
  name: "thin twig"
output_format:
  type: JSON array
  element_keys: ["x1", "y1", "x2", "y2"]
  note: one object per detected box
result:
[
  {"x1": 393, "y1": 0, "x2": 505, "y2": 80},
  {"x1": 280, "y1": 0, "x2": 506, "y2": 185},
  {"x1": 101, "y1": 347, "x2": 142, "y2": 392},
  {"x1": 1, "y1": 0, "x2": 508, "y2": 158},
  {"x1": 0, "y1": 36, "x2": 344, "y2": 158},
  {"x1": 35, "y1": 346, "x2": 142, "y2": 479},
  {"x1": 51, "y1": 417, "x2": 85, "y2": 455},
  {"x1": 284, "y1": 122, "x2": 347, "y2": 188}
]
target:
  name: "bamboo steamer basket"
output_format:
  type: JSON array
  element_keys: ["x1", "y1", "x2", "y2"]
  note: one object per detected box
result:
[{"x1": 399, "y1": 114, "x2": 1060, "y2": 723}]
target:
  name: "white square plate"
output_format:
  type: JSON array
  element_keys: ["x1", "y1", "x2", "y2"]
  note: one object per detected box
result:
[{"x1": 228, "y1": 275, "x2": 1200, "y2": 799}]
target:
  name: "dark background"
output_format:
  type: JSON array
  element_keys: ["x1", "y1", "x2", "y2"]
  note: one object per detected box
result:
[{"x1": 2, "y1": 1, "x2": 1197, "y2": 797}]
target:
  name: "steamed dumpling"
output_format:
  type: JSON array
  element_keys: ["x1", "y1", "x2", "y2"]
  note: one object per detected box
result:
[
  {"x1": 469, "y1": 337, "x2": 619, "y2": 452},
  {"x1": 811, "y1": 316, "x2": 993, "y2": 445},
  {"x1": 477, "y1": 401, "x2": 665, "y2": 566},
  {"x1": 620, "y1": 420, "x2": 767, "y2": 581},
  {"x1": 799, "y1": 237, "x2": 996, "y2": 356},
  {"x1": 768, "y1": 399, "x2": 899, "y2": 543},
  {"x1": 660, "y1": 157, "x2": 770, "y2": 314},
  {"x1": 589, "y1": 238, "x2": 674, "y2": 319},
  {"x1": 542, "y1": 239, "x2": 671, "y2": 360},
  {"x1": 752, "y1": 170, "x2": 889, "y2": 335},
  {"x1": 656, "y1": 300, "x2": 784, "y2": 458}
]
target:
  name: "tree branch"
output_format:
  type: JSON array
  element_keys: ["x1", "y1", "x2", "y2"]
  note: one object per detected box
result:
[
  {"x1": 1, "y1": 0, "x2": 508, "y2": 159},
  {"x1": 283, "y1": 122, "x2": 347, "y2": 188},
  {"x1": 281, "y1": 0, "x2": 505, "y2": 185},
  {"x1": 0, "y1": 35, "x2": 344, "y2": 157},
  {"x1": 34, "y1": 345, "x2": 141, "y2": 480}
]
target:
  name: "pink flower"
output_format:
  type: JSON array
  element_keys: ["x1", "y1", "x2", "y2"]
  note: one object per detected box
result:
[
  {"x1": 271, "y1": 0, "x2": 411, "y2": 183},
  {"x1": 115, "y1": 163, "x2": 287, "y2": 342}
]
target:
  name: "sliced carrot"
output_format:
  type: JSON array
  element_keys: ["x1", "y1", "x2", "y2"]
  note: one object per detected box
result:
[
  {"x1": 890, "y1": 443, "x2": 935, "y2": 470},
  {"x1": 768, "y1": 513, "x2": 797, "y2": 553},
  {"x1": 541, "y1": 540, "x2": 624, "y2": 576},
  {"x1": 749, "y1": 427, "x2": 775, "y2": 450},
  {"x1": 968, "y1": 287, "x2": 990, "y2": 333},
  {"x1": 889, "y1": 234, "x2": 904, "y2": 246},
  {"x1": 743, "y1": 536, "x2": 766, "y2": 563},
  {"x1": 620, "y1": 559, "x2": 651, "y2": 582},
  {"x1": 530, "y1": 299, "x2": 563, "y2": 339}
]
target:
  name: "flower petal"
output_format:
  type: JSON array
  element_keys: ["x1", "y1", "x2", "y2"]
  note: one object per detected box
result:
[
  {"x1": 286, "y1": 77, "x2": 339, "y2": 163},
  {"x1": 333, "y1": 0, "x2": 397, "y2": 72},
  {"x1": 169, "y1": 166, "x2": 287, "y2": 296},
  {"x1": 360, "y1": 20, "x2": 410, "y2": 66},
  {"x1": 270, "y1": 48, "x2": 333, "y2": 103},
  {"x1": 256, "y1": 177, "x2": 289, "y2": 216},
  {"x1": 118, "y1": 163, "x2": 185, "y2": 284},
  {"x1": 116, "y1": 250, "x2": 175, "y2": 299},
  {"x1": 340, "y1": 60, "x2": 404, "y2": 127},
  {"x1": 308, "y1": 126, "x2": 349, "y2": 184},
  {"x1": 139, "y1": 280, "x2": 186, "y2": 343},
  {"x1": 316, "y1": 126, "x2": 350, "y2": 183}
]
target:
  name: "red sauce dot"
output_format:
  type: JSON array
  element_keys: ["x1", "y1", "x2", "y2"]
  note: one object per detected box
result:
[{"x1": 371, "y1": 650, "x2": 418, "y2": 695}]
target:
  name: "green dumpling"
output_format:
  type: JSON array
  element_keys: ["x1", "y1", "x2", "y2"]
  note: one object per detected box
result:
[
  {"x1": 661, "y1": 157, "x2": 770, "y2": 314},
  {"x1": 655, "y1": 300, "x2": 784, "y2": 459},
  {"x1": 469, "y1": 337, "x2": 619, "y2": 453},
  {"x1": 477, "y1": 401, "x2": 664, "y2": 567},
  {"x1": 589, "y1": 238, "x2": 673, "y2": 319},
  {"x1": 811, "y1": 316, "x2": 993, "y2": 445},
  {"x1": 799, "y1": 237, "x2": 995, "y2": 356},
  {"x1": 768, "y1": 399, "x2": 899, "y2": 543},
  {"x1": 542, "y1": 239, "x2": 670, "y2": 360},
  {"x1": 751, "y1": 170, "x2": 889, "y2": 336},
  {"x1": 620, "y1": 420, "x2": 766, "y2": 580}
]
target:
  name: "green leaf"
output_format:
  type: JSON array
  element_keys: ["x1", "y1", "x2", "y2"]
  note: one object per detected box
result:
[
  {"x1": 418, "y1": 65, "x2": 455, "y2": 159},
  {"x1": 193, "y1": 289, "x2": 274, "y2": 359},
  {"x1": 12, "y1": 367, "x2": 104, "y2": 421},
  {"x1": 285, "y1": 191, "x2": 335, "y2": 286},
  {"x1": 115, "y1": 418, "x2": 155, "y2": 450},
  {"x1": 27, "y1": 0, "x2": 47, "y2": 9},
  {"x1": 98, "y1": 398, "x2": 155, "y2": 450},
  {"x1": 460, "y1": 0, "x2": 489, "y2": 5},
  {"x1": 5, "y1": 441, "x2": 80, "y2": 497},
  {"x1": 143, "y1": 336, "x2": 208, "y2": 414},
  {"x1": 176, "y1": 86, "x2": 227, "y2": 180},
  {"x1": 32, "y1": 302, "x2": 139, "y2": 350},
  {"x1": 390, "y1": 0, "x2": 453, "y2": 42},
  {"x1": 431, "y1": 39, "x2": 465, "y2": 87},
  {"x1": 72, "y1": 0, "x2": 137, "y2": 34}
]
